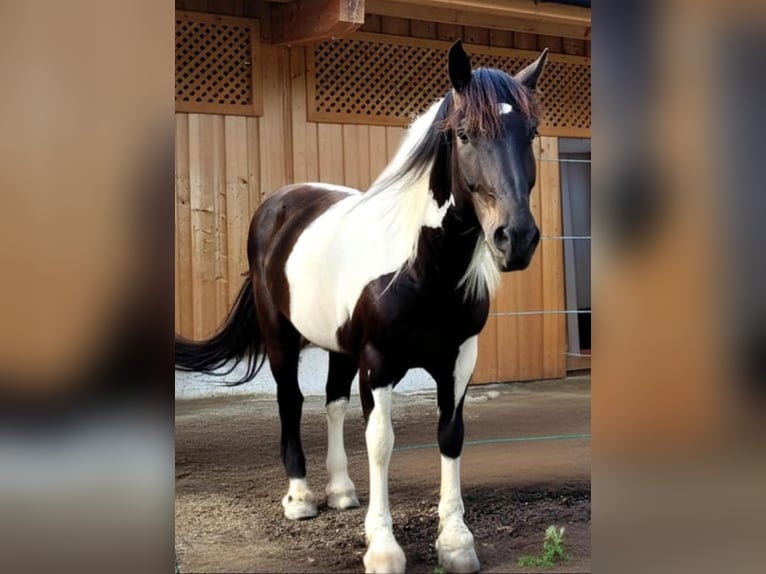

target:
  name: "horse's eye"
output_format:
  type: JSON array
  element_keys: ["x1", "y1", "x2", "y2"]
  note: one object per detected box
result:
[{"x1": 456, "y1": 128, "x2": 469, "y2": 145}]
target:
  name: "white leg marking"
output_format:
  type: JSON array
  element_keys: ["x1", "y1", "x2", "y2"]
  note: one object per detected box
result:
[
  {"x1": 363, "y1": 387, "x2": 406, "y2": 574},
  {"x1": 325, "y1": 399, "x2": 359, "y2": 509},
  {"x1": 436, "y1": 456, "x2": 480, "y2": 573},
  {"x1": 436, "y1": 336, "x2": 480, "y2": 573},
  {"x1": 282, "y1": 477, "x2": 318, "y2": 520}
]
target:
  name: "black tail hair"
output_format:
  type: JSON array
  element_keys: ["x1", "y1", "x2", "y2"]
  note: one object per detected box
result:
[{"x1": 175, "y1": 277, "x2": 265, "y2": 385}]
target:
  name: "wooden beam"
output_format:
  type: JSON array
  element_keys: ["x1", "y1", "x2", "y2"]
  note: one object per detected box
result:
[
  {"x1": 366, "y1": 0, "x2": 590, "y2": 40},
  {"x1": 271, "y1": 0, "x2": 365, "y2": 45},
  {"x1": 397, "y1": 0, "x2": 590, "y2": 26}
]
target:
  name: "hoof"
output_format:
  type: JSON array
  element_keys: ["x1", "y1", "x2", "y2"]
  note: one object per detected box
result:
[
  {"x1": 326, "y1": 485, "x2": 360, "y2": 510},
  {"x1": 364, "y1": 532, "x2": 406, "y2": 574},
  {"x1": 437, "y1": 546, "x2": 480, "y2": 574},
  {"x1": 437, "y1": 522, "x2": 480, "y2": 573},
  {"x1": 282, "y1": 492, "x2": 317, "y2": 521}
]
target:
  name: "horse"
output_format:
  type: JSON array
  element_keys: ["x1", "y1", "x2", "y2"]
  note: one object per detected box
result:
[{"x1": 176, "y1": 40, "x2": 548, "y2": 574}]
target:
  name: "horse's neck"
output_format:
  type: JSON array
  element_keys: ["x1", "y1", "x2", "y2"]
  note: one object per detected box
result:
[{"x1": 410, "y1": 195, "x2": 483, "y2": 292}]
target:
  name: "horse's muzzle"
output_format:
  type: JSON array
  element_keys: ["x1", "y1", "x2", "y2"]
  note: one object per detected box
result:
[{"x1": 494, "y1": 225, "x2": 540, "y2": 271}]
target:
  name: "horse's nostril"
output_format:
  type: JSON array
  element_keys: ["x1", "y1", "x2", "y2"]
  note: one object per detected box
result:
[{"x1": 493, "y1": 226, "x2": 510, "y2": 249}]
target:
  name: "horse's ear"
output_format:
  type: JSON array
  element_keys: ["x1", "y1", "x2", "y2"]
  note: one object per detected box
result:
[
  {"x1": 448, "y1": 40, "x2": 472, "y2": 92},
  {"x1": 515, "y1": 48, "x2": 548, "y2": 90}
]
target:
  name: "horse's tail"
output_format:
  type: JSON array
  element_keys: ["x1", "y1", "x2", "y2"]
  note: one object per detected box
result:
[{"x1": 175, "y1": 276, "x2": 265, "y2": 385}]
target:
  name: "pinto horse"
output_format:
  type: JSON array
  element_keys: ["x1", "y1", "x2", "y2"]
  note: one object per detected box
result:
[{"x1": 176, "y1": 40, "x2": 548, "y2": 573}]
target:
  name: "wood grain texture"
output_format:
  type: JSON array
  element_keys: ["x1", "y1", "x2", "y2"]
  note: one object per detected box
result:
[
  {"x1": 537, "y1": 34, "x2": 563, "y2": 53},
  {"x1": 489, "y1": 29, "x2": 513, "y2": 48},
  {"x1": 539, "y1": 136, "x2": 567, "y2": 378},
  {"x1": 463, "y1": 26, "x2": 489, "y2": 45},
  {"x1": 188, "y1": 114, "x2": 218, "y2": 338},
  {"x1": 436, "y1": 23, "x2": 462, "y2": 42},
  {"x1": 224, "y1": 116, "x2": 251, "y2": 304},
  {"x1": 245, "y1": 117, "x2": 261, "y2": 213},
  {"x1": 259, "y1": 44, "x2": 290, "y2": 196},
  {"x1": 381, "y1": 15, "x2": 410, "y2": 36},
  {"x1": 211, "y1": 115, "x2": 229, "y2": 325},
  {"x1": 342, "y1": 124, "x2": 361, "y2": 189},
  {"x1": 318, "y1": 123, "x2": 345, "y2": 184},
  {"x1": 176, "y1": 115, "x2": 193, "y2": 336},
  {"x1": 474, "y1": 313, "x2": 498, "y2": 383},
  {"x1": 516, "y1": 139, "x2": 544, "y2": 380},
  {"x1": 368, "y1": 125, "x2": 389, "y2": 183},
  {"x1": 513, "y1": 31, "x2": 538, "y2": 50},
  {"x1": 290, "y1": 47, "x2": 319, "y2": 182},
  {"x1": 410, "y1": 20, "x2": 437, "y2": 39},
  {"x1": 361, "y1": 14, "x2": 382, "y2": 32}
]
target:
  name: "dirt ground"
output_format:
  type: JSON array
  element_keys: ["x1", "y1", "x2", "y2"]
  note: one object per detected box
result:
[{"x1": 176, "y1": 375, "x2": 591, "y2": 573}]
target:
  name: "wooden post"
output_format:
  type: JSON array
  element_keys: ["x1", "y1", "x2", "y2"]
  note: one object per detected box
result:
[{"x1": 271, "y1": 0, "x2": 365, "y2": 45}]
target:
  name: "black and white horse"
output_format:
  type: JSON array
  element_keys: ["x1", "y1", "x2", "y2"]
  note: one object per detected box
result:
[{"x1": 176, "y1": 40, "x2": 548, "y2": 573}]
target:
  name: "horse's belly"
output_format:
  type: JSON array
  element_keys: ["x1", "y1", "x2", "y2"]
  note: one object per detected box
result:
[{"x1": 286, "y1": 278, "x2": 344, "y2": 351}]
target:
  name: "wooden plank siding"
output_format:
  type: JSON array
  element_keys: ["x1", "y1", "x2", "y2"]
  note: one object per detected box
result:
[{"x1": 175, "y1": 6, "x2": 582, "y2": 382}]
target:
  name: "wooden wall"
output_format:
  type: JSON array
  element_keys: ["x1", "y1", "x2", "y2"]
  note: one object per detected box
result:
[{"x1": 175, "y1": 0, "x2": 574, "y2": 382}]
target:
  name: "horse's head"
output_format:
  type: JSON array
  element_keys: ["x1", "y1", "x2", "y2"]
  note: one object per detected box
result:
[{"x1": 441, "y1": 41, "x2": 548, "y2": 272}]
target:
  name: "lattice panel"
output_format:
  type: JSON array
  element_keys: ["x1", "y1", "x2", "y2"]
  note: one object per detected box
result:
[
  {"x1": 175, "y1": 11, "x2": 261, "y2": 116},
  {"x1": 308, "y1": 33, "x2": 590, "y2": 136}
]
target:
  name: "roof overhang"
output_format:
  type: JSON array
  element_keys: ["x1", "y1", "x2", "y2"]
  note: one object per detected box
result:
[{"x1": 270, "y1": 0, "x2": 591, "y2": 45}]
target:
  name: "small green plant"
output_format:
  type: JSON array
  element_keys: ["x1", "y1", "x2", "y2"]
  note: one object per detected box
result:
[
  {"x1": 517, "y1": 525, "x2": 570, "y2": 568},
  {"x1": 433, "y1": 567, "x2": 446, "y2": 574}
]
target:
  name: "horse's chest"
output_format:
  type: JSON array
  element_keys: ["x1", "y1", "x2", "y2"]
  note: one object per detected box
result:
[
  {"x1": 407, "y1": 305, "x2": 483, "y2": 346},
  {"x1": 371, "y1": 289, "x2": 487, "y2": 358}
]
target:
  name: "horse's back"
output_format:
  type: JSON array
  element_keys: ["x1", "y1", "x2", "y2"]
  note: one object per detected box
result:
[{"x1": 248, "y1": 183, "x2": 357, "y2": 265}]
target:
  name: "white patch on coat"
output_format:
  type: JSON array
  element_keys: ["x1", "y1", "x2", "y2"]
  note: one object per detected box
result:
[
  {"x1": 436, "y1": 455, "x2": 480, "y2": 573},
  {"x1": 499, "y1": 102, "x2": 513, "y2": 114},
  {"x1": 325, "y1": 399, "x2": 359, "y2": 509},
  {"x1": 284, "y1": 101, "x2": 453, "y2": 351},
  {"x1": 452, "y1": 336, "x2": 478, "y2": 416},
  {"x1": 438, "y1": 456, "x2": 464, "y2": 523},
  {"x1": 457, "y1": 238, "x2": 501, "y2": 302}
]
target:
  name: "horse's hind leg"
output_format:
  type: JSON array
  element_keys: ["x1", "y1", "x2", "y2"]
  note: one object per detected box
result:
[
  {"x1": 263, "y1": 313, "x2": 317, "y2": 520},
  {"x1": 325, "y1": 352, "x2": 360, "y2": 510}
]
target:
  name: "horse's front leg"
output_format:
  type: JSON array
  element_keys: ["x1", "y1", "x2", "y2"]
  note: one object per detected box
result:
[
  {"x1": 360, "y1": 348, "x2": 406, "y2": 574},
  {"x1": 434, "y1": 336, "x2": 481, "y2": 573}
]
